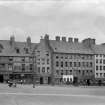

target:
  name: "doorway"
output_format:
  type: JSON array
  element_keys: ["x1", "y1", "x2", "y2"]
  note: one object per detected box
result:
[
  {"x1": 48, "y1": 77, "x2": 51, "y2": 84},
  {"x1": 40, "y1": 77, "x2": 43, "y2": 84},
  {"x1": 0, "y1": 74, "x2": 4, "y2": 83},
  {"x1": 73, "y1": 77, "x2": 78, "y2": 84}
]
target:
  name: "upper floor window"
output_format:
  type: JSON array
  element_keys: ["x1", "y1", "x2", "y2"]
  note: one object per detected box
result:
[
  {"x1": 103, "y1": 66, "x2": 105, "y2": 70},
  {"x1": 25, "y1": 48, "x2": 29, "y2": 54},
  {"x1": 70, "y1": 62, "x2": 72, "y2": 67},
  {"x1": 100, "y1": 54, "x2": 102, "y2": 57},
  {"x1": 47, "y1": 67, "x2": 50, "y2": 73},
  {"x1": 74, "y1": 62, "x2": 76, "y2": 67},
  {"x1": 100, "y1": 59, "x2": 102, "y2": 63},
  {"x1": 96, "y1": 73, "x2": 98, "y2": 76},
  {"x1": 56, "y1": 70, "x2": 59, "y2": 75},
  {"x1": 46, "y1": 51, "x2": 49, "y2": 56},
  {"x1": 16, "y1": 48, "x2": 20, "y2": 54},
  {"x1": 103, "y1": 60, "x2": 105, "y2": 64},
  {"x1": 37, "y1": 67, "x2": 40, "y2": 73},
  {"x1": 96, "y1": 66, "x2": 98, "y2": 70},
  {"x1": 61, "y1": 56, "x2": 63, "y2": 59},
  {"x1": 100, "y1": 73, "x2": 102, "y2": 77},
  {"x1": 22, "y1": 64, "x2": 25, "y2": 72},
  {"x1": 61, "y1": 61, "x2": 63, "y2": 67},
  {"x1": 96, "y1": 59, "x2": 98, "y2": 63},
  {"x1": 56, "y1": 61, "x2": 59, "y2": 67},
  {"x1": 65, "y1": 62, "x2": 68, "y2": 67},
  {"x1": 78, "y1": 62, "x2": 81, "y2": 67},
  {"x1": 56, "y1": 56, "x2": 59, "y2": 59},
  {"x1": 42, "y1": 67, "x2": 45, "y2": 73},
  {"x1": 47, "y1": 59, "x2": 49, "y2": 64},
  {"x1": 90, "y1": 62, "x2": 92, "y2": 67},
  {"x1": 29, "y1": 64, "x2": 33, "y2": 70},
  {"x1": 100, "y1": 66, "x2": 102, "y2": 70},
  {"x1": 96, "y1": 54, "x2": 98, "y2": 57}
]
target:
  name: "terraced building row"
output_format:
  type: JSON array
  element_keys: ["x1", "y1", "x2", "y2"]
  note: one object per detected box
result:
[{"x1": 0, "y1": 34, "x2": 105, "y2": 84}]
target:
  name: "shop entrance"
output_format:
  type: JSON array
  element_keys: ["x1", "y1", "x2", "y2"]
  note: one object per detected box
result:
[
  {"x1": 73, "y1": 77, "x2": 78, "y2": 84},
  {"x1": 48, "y1": 77, "x2": 51, "y2": 84},
  {"x1": 0, "y1": 74, "x2": 4, "y2": 83},
  {"x1": 40, "y1": 77, "x2": 43, "y2": 84}
]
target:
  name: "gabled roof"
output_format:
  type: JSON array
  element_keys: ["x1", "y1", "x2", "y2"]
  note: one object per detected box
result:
[
  {"x1": 49, "y1": 40, "x2": 94, "y2": 54},
  {"x1": 92, "y1": 44, "x2": 105, "y2": 54},
  {"x1": 0, "y1": 40, "x2": 38, "y2": 56}
]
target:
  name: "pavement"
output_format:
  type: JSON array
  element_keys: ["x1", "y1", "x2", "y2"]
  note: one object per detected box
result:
[{"x1": 0, "y1": 84, "x2": 105, "y2": 105}]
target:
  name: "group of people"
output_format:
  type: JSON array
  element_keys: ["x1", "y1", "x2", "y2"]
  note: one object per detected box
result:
[{"x1": 7, "y1": 79, "x2": 23, "y2": 87}]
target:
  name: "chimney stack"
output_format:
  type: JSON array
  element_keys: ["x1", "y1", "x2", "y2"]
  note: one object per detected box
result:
[
  {"x1": 55, "y1": 36, "x2": 60, "y2": 41},
  {"x1": 10, "y1": 36, "x2": 15, "y2": 46},
  {"x1": 27, "y1": 36, "x2": 31, "y2": 46},
  {"x1": 74, "y1": 38, "x2": 78, "y2": 43},
  {"x1": 62, "y1": 37, "x2": 66, "y2": 42},
  {"x1": 68, "y1": 37, "x2": 73, "y2": 43}
]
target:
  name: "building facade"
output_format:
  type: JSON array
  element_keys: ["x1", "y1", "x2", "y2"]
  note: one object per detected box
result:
[
  {"x1": 0, "y1": 34, "x2": 105, "y2": 84},
  {"x1": 0, "y1": 36, "x2": 37, "y2": 83},
  {"x1": 95, "y1": 54, "x2": 105, "y2": 80},
  {"x1": 35, "y1": 35, "x2": 95, "y2": 85}
]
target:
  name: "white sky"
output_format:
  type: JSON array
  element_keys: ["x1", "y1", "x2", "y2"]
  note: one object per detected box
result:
[{"x1": 0, "y1": 0, "x2": 105, "y2": 44}]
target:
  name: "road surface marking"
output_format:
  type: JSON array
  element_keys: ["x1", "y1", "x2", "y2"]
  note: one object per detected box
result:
[{"x1": 0, "y1": 92, "x2": 105, "y2": 99}]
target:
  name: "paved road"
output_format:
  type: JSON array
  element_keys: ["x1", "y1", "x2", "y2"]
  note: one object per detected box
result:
[{"x1": 0, "y1": 84, "x2": 105, "y2": 105}]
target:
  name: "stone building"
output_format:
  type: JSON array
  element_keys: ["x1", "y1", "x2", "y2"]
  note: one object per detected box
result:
[
  {"x1": 0, "y1": 34, "x2": 105, "y2": 85},
  {"x1": 0, "y1": 36, "x2": 37, "y2": 83},
  {"x1": 92, "y1": 44, "x2": 105, "y2": 81},
  {"x1": 35, "y1": 35, "x2": 95, "y2": 85}
]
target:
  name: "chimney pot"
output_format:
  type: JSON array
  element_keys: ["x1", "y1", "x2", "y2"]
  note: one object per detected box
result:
[
  {"x1": 68, "y1": 37, "x2": 73, "y2": 43},
  {"x1": 55, "y1": 36, "x2": 60, "y2": 41},
  {"x1": 62, "y1": 37, "x2": 66, "y2": 42},
  {"x1": 74, "y1": 38, "x2": 78, "y2": 43}
]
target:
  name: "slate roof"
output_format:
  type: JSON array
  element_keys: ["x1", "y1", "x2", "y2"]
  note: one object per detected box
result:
[
  {"x1": 0, "y1": 40, "x2": 38, "y2": 56},
  {"x1": 49, "y1": 40, "x2": 94, "y2": 54},
  {"x1": 91, "y1": 44, "x2": 105, "y2": 54}
]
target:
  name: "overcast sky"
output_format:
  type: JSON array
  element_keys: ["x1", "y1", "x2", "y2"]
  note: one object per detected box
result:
[{"x1": 0, "y1": 0, "x2": 105, "y2": 44}]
